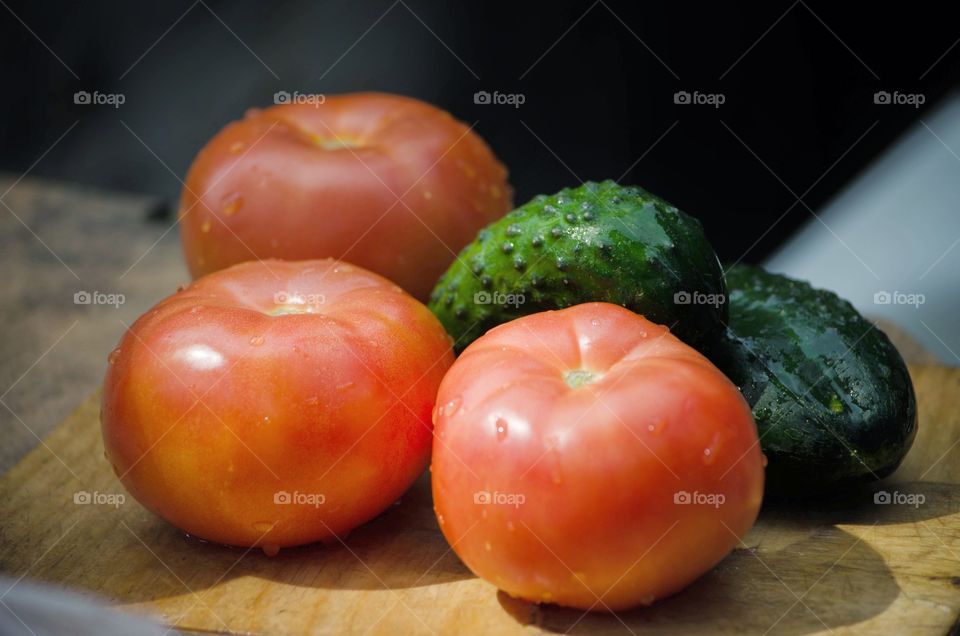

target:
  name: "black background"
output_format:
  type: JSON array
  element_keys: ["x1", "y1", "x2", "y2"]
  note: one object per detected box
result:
[{"x1": 1, "y1": 0, "x2": 956, "y2": 264}]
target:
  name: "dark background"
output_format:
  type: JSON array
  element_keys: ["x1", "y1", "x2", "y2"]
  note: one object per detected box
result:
[{"x1": 1, "y1": 0, "x2": 956, "y2": 264}]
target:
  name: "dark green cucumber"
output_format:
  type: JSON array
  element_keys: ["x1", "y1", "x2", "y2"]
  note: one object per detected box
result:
[
  {"x1": 429, "y1": 181, "x2": 727, "y2": 352},
  {"x1": 708, "y1": 264, "x2": 918, "y2": 496}
]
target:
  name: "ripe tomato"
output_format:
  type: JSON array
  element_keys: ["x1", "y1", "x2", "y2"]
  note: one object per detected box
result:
[
  {"x1": 101, "y1": 259, "x2": 453, "y2": 550},
  {"x1": 431, "y1": 303, "x2": 764, "y2": 610},
  {"x1": 179, "y1": 92, "x2": 513, "y2": 301}
]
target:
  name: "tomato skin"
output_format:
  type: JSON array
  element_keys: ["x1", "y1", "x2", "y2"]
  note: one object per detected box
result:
[
  {"x1": 431, "y1": 303, "x2": 764, "y2": 611},
  {"x1": 179, "y1": 92, "x2": 513, "y2": 300},
  {"x1": 101, "y1": 259, "x2": 453, "y2": 549}
]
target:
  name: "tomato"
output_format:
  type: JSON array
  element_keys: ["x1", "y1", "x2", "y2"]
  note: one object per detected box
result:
[
  {"x1": 179, "y1": 92, "x2": 513, "y2": 301},
  {"x1": 101, "y1": 259, "x2": 453, "y2": 550},
  {"x1": 431, "y1": 303, "x2": 764, "y2": 610}
]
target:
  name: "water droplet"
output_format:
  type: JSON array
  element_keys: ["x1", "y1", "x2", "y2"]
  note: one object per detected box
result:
[
  {"x1": 647, "y1": 420, "x2": 667, "y2": 435},
  {"x1": 444, "y1": 397, "x2": 461, "y2": 417},
  {"x1": 484, "y1": 541, "x2": 492, "y2": 552},
  {"x1": 249, "y1": 335, "x2": 265, "y2": 346},
  {"x1": 703, "y1": 447, "x2": 715, "y2": 465},
  {"x1": 590, "y1": 319, "x2": 600, "y2": 327},
  {"x1": 107, "y1": 349, "x2": 121, "y2": 364},
  {"x1": 261, "y1": 544, "x2": 280, "y2": 557},
  {"x1": 221, "y1": 194, "x2": 243, "y2": 217},
  {"x1": 761, "y1": 453, "x2": 769, "y2": 468},
  {"x1": 437, "y1": 514, "x2": 445, "y2": 526},
  {"x1": 201, "y1": 219, "x2": 212, "y2": 233},
  {"x1": 495, "y1": 417, "x2": 509, "y2": 441},
  {"x1": 252, "y1": 521, "x2": 275, "y2": 533},
  {"x1": 501, "y1": 241, "x2": 515, "y2": 254}
]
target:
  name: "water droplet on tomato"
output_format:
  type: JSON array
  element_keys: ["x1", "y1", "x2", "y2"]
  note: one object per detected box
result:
[
  {"x1": 590, "y1": 319, "x2": 600, "y2": 327},
  {"x1": 761, "y1": 453, "x2": 769, "y2": 467},
  {"x1": 647, "y1": 420, "x2": 667, "y2": 435},
  {"x1": 703, "y1": 447, "x2": 715, "y2": 465},
  {"x1": 261, "y1": 544, "x2": 280, "y2": 557},
  {"x1": 221, "y1": 194, "x2": 243, "y2": 217},
  {"x1": 252, "y1": 521, "x2": 275, "y2": 533},
  {"x1": 444, "y1": 397, "x2": 461, "y2": 417},
  {"x1": 437, "y1": 514, "x2": 445, "y2": 526},
  {"x1": 107, "y1": 349, "x2": 121, "y2": 364},
  {"x1": 495, "y1": 417, "x2": 508, "y2": 441},
  {"x1": 249, "y1": 335, "x2": 265, "y2": 346}
]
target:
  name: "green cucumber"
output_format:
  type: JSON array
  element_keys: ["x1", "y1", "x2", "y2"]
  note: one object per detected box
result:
[
  {"x1": 429, "y1": 181, "x2": 727, "y2": 352},
  {"x1": 708, "y1": 264, "x2": 918, "y2": 495}
]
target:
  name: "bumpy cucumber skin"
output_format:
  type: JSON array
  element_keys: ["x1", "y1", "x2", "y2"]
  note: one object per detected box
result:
[
  {"x1": 708, "y1": 264, "x2": 918, "y2": 496},
  {"x1": 428, "y1": 181, "x2": 727, "y2": 352}
]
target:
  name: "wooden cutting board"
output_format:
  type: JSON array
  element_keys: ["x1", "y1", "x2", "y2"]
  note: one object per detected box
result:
[{"x1": 1, "y1": 364, "x2": 959, "y2": 635}]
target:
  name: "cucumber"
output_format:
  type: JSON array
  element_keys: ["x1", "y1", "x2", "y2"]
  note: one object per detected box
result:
[
  {"x1": 428, "y1": 181, "x2": 727, "y2": 352},
  {"x1": 708, "y1": 264, "x2": 918, "y2": 495}
]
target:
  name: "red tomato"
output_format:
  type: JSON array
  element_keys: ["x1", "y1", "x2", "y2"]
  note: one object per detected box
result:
[
  {"x1": 431, "y1": 303, "x2": 764, "y2": 610},
  {"x1": 101, "y1": 259, "x2": 453, "y2": 550},
  {"x1": 179, "y1": 92, "x2": 513, "y2": 301}
]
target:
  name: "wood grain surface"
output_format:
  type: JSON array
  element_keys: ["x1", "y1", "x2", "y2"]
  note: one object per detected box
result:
[{"x1": 1, "y1": 364, "x2": 958, "y2": 635}]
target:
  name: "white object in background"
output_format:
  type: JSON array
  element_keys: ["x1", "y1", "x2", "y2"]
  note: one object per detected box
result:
[{"x1": 764, "y1": 91, "x2": 960, "y2": 364}]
